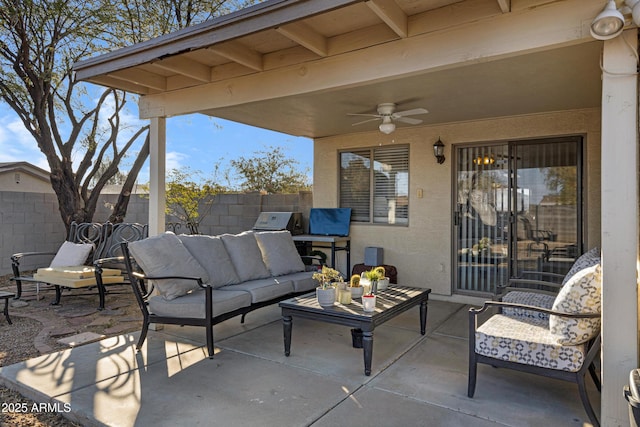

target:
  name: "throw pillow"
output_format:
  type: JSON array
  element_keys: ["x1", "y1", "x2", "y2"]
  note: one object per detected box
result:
[
  {"x1": 178, "y1": 234, "x2": 241, "y2": 288},
  {"x1": 220, "y1": 231, "x2": 271, "y2": 282},
  {"x1": 561, "y1": 247, "x2": 601, "y2": 286},
  {"x1": 550, "y1": 263, "x2": 601, "y2": 345},
  {"x1": 50, "y1": 241, "x2": 94, "y2": 267},
  {"x1": 254, "y1": 231, "x2": 305, "y2": 276},
  {"x1": 128, "y1": 232, "x2": 210, "y2": 300}
]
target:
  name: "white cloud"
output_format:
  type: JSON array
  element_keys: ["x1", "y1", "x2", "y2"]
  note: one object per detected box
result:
[
  {"x1": 166, "y1": 151, "x2": 187, "y2": 171},
  {"x1": 0, "y1": 111, "x2": 49, "y2": 170}
]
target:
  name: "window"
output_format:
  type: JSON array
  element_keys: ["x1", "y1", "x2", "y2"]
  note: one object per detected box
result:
[{"x1": 340, "y1": 145, "x2": 409, "y2": 225}]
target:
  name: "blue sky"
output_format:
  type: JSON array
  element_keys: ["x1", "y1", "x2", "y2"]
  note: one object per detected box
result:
[{"x1": 0, "y1": 102, "x2": 313, "y2": 187}]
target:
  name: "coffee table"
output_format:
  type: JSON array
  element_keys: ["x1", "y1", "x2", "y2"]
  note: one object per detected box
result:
[{"x1": 279, "y1": 285, "x2": 431, "y2": 376}]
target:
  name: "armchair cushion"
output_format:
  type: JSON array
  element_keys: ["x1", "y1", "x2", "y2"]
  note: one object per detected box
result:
[
  {"x1": 50, "y1": 241, "x2": 94, "y2": 267},
  {"x1": 178, "y1": 235, "x2": 240, "y2": 288},
  {"x1": 561, "y1": 247, "x2": 600, "y2": 286},
  {"x1": 501, "y1": 291, "x2": 555, "y2": 322},
  {"x1": 254, "y1": 231, "x2": 305, "y2": 276},
  {"x1": 221, "y1": 231, "x2": 271, "y2": 282},
  {"x1": 475, "y1": 314, "x2": 588, "y2": 373},
  {"x1": 129, "y1": 232, "x2": 210, "y2": 300},
  {"x1": 550, "y1": 264, "x2": 601, "y2": 345}
]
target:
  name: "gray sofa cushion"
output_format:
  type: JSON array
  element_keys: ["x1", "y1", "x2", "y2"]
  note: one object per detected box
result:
[
  {"x1": 148, "y1": 288, "x2": 252, "y2": 319},
  {"x1": 221, "y1": 231, "x2": 271, "y2": 282},
  {"x1": 178, "y1": 234, "x2": 241, "y2": 288},
  {"x1": 255, "y1": 231, "x2": 305, "y2": 276},
  {"x1": 129, "y1": 232, "x2": 210, "y2": 300},
  {"x1": 279, "y1": 271, "x2": 317, "y2": 292},
  {"x1": 221, "y1": 277, "x2": 294, "y2": 303}
]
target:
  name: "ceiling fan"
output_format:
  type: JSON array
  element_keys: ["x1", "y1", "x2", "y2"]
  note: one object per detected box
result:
[{"x1": 348, "y1": 103, "x2": 429, "y2": 134}]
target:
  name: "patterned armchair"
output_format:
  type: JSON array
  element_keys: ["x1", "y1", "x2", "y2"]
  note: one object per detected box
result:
[
  {"x1": 468, "y1": 263, "x2": 602, "y2": 427},
  {"x1": 498, "y1": 247, "x2": 601, "y2": 322}
]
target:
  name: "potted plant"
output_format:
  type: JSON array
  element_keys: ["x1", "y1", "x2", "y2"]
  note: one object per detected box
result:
[
  {"x1": 361, "y1": 267, "x2": 385, "y2": 312},
  {"x1": 313, "y1": 265, "x2": 343, "y2": 307},
  {"x1": 349, "y1": 274, "x2": 364, "y2": 298},
  {"x1": 362, "y1": 266, "x2": 385, "y2": 294},
  {"x1": 373, "y1": 266, "x2": 389, "y2": 291}
]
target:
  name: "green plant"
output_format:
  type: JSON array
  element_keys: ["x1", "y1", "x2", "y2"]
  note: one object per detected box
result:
[
  {"x1": 363, "y1": 266, "x2": 385, "y2": 282},
  {"x1": 478, "y1": 237, "x2": 491, "y2": 250},
  {"x1": 312, "y1": 266, "x2": 343, "y2": 289},
  {"x1": 349, "y1": 274, "x2": 361, "y2": 287}
]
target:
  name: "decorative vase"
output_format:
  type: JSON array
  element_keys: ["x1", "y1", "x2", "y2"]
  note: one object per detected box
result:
[
  {"x1": 362, "y1": 294, "x2": 376, "y2": 312},
  {"x1": 316, "y1": 286, "x2": 336, "y2": 307},
  {"x1": 377, "y1": 277, "x2": 389, "y2": 291},
  {"x1": 349, "y1": 286, "x2": 364, "y2": 298},
  {"x1": 338, "y1": 289, "x2": 352, "y2": 304}
]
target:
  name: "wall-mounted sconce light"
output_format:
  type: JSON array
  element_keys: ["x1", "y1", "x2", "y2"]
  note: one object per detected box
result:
[
  {"x1": 591, "y1": 0, "x2": 625, "y2": 40},
  {"x1": 433, "y1": 138, "x2": 445, "y2": 164}
]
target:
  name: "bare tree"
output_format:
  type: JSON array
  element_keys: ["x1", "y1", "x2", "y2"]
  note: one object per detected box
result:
[{"x1": 0, "y1": 0, "x2": 256, "y2": 230}]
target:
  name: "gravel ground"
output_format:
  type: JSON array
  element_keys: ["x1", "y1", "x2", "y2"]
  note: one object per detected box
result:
[{"x1": 0, "y1": 274, "x2": 141, "y2": 426}]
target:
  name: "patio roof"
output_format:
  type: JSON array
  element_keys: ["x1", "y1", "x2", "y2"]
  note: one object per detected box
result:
[{"x1": 73, "y1": 0, "x2": 604, "y2": 138}]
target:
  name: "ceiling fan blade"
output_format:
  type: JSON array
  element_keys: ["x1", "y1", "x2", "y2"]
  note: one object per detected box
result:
[
  {"x1": 351, "y1": 118, "x2": 381, "y2": 126},
  {"x1": 395, "y1": 117, "x2": 423, "y2": 125},
  {"x1": 347, "y1": 113, "x2": 381, "y2": 118},
  {"x1": 393, "y1": 108, "x2": 429, "y2": 117}
]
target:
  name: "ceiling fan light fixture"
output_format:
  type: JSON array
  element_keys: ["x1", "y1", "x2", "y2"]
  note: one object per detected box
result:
[
  {"x1": 379, "y1": 122, "x2": 396, "y2": 134},
  {"x1": 590, "y1": 0, "x2": 624, "y2": 40},
  {"x1": 625, "y1": 0, "x2": 640, "y2": 26}
]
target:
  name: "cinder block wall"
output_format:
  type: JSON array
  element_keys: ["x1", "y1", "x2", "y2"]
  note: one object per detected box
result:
[{"x1": 1, "y1": 190, "x2": 313, "y2": 276}]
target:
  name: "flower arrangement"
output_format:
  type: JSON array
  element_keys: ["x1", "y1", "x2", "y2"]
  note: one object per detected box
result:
[{"x1": 312, "y1": 265, "x2": 343, "y2": 289}]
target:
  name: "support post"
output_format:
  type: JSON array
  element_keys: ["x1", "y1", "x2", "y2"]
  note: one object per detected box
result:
[
  {"x1": 600, "y1": 29, "x2": 639, "y2": 426},
  {"x1": 149, "y1": 116, "x2": 166, "y2": 236}
]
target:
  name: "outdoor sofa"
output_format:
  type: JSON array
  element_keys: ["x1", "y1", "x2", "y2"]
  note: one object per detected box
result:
[{"x1": 120, "y1": 230, "x2": 319, "y2": 358}]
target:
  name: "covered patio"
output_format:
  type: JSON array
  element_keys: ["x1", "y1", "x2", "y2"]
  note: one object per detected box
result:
[
  {"x1": 72, "y1": 0, "x2": 638, "y2": 424},
  {"x1": 0, "y1": 300, "x2": 601, "y2": 426}
]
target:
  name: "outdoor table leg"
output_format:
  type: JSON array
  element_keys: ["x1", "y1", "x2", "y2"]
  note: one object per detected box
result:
[
  {"x1": 420, "y1": 299, "x2": 428, "y2": 335},
  {"x1": 2, "y1": 295, "x2": 12, "y2": 325},
  {"x1": 283, "y1": 315, "x2": 292, "y2": 356},
  {"x1": 363, "y1": 331, "x2": 373, "y2": 376}
]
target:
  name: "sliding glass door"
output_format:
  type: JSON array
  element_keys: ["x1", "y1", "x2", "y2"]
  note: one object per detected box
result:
[{"x1": 454, "y1": 136, "x2": 583, "y2": 296}]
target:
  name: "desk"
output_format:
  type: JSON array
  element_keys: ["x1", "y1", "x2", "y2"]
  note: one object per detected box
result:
[{"x1": 292, "y1": 235, "x2": 350, "y2": 275}]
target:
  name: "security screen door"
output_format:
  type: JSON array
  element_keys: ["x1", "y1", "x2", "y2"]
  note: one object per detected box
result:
[{"x1": 454, "y1": 136, "x2": 583, "y2": 296}]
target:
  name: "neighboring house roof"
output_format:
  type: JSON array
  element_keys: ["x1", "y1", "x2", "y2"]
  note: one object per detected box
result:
[{"x1": 0, "y1": 162, "x2": 50, "y2": 182}]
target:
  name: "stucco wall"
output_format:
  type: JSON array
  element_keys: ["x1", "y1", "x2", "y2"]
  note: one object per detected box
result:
[{"x1": 314, "y1": 108, "x2": 601, "y2": 298}]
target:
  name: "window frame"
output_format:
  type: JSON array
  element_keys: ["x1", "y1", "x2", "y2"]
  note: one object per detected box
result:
[{"x1": 339, "y1": 145, "x2": 410, "y2": 226}]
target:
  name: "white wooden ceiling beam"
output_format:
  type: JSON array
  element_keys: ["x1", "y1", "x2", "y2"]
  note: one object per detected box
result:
[
  {"x1": 208, "y1": 41, "x2": 263, "y2": 71},
  {"x1": 365, "y1": 0, "x2": 407, "y2": 38},
  {"x1": 497, "y1": 0, "x2": 511, "y2": 13},
  {"x1": 138, "y1": 0, "x2": 597, "y2": 119},
  {"x1": 152, "y1": 56, "x2": 211, "y2": 82},
  {"x1": 88, "y1": 75, "x2": 151, "y2": 95},
  {"x1": 108, "y1": 68, "x2": 167, "y2": 91},
  {"x1": 276, "y1": 22, "x2": 328, "y2": 57}
]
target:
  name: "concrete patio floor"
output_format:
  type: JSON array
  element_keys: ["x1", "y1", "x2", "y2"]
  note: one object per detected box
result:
[{"x1": 0, "y1": 300, "x2": 599, "y2": 426}]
